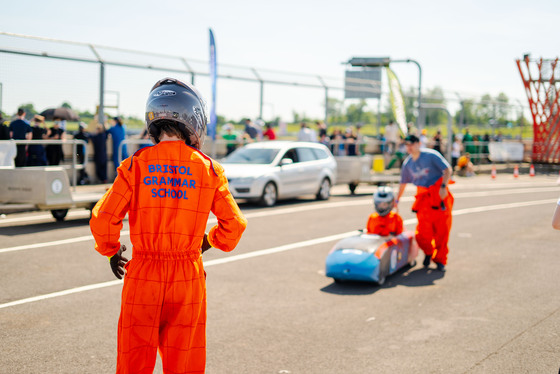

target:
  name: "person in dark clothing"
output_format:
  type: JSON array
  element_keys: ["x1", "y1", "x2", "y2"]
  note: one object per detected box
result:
[
  {"x1": 74, "y1": 123, "x2": 90, "y2": 184},
  {"x1": 107, "y1": 116, "x2": 128, "y2": 172},
  {"x1": 27, "y1": 115, "x2": 48, "y2": 166},
  {"x1": 433, "y1": 130, "x2": 442, "y2": 154},
  {"x1": 0, "y1": 115, "x2": 10, "y2": 140},
  {"x1": 90, "y1": 123, "x2": 108, "y2": 183},
  {"x1": 46, "y1": 117, "x2": 65, "y2": 165},
  {"x1": 9, "y1": 108, "x2": 32, "y2": 167}
]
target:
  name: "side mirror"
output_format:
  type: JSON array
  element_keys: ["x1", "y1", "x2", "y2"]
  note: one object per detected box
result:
[{"x1": 280, "y1": 158, "x2": 293, "y2": 166}]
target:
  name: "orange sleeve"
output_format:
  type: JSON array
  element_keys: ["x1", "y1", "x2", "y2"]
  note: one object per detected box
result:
[
  {"x1": 90, "y1": 162, "x2": 132, "y2": 257},
  {"x1": 366, "y1": 213, "x2": 377, "y2": 234},
  {"x1": 207, "y1": 163, "x2": 247, "y2": 252}
]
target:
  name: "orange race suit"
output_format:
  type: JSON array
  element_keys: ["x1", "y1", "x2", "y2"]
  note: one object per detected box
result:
[
  {"x1": 90, "y1": 140, "x2": 247, "y2": 374},
  {"x1": 411, "y1": 178, "x2": 454, "y2": 265},
  {"x1": 400, "y1": 148, "x2": 453, "y2": 266},
  {"x1": 366, "y1": 211, "x2": 404, "y2": 236}
]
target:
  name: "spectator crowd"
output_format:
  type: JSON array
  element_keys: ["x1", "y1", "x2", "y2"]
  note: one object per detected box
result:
[{"x1": 0, "y1": 108, "x2": 513, "y2": 184}]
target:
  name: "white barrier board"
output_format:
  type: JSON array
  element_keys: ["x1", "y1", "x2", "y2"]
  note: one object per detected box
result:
[{"x1": 488, "y1": 142, "x2": 524, "y2": 162}]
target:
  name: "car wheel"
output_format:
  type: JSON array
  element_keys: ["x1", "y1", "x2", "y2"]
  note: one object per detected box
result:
[
  {"x1": 259, "y1": 182, "x2": 277, "y2": 207},
  {"x1": 316, "y1": 178, "x2": 331, "y2": 200},
  {"x1": 51, "y1": 209, "x2": 68, "y2": 222}
]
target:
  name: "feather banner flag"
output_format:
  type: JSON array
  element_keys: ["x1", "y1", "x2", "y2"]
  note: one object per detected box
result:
[
  {"x1": 209, "y1": 28, "x2": 217, "y2": 140},
  {"x1": 386, "y1": 67, "x2": 407, "y2": 135}
]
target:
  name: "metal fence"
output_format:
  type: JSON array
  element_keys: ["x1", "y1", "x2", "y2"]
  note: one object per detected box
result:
[
  {"x1": 1, "y1": 139, "x2": 88, "y2": 189},
  {"x1": 0, "y1": 32, "x2": 344, "y2": 125}
]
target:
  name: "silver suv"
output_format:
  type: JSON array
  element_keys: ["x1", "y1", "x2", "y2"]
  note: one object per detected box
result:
[{"x1": 221, "y1": 141, "x2": 337, "y2": 207}]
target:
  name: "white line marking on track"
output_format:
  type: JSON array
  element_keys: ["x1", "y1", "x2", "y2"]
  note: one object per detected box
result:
[
  {"x1": 0, "y1": 197, "x2": 556, "y2": 309},
  {"x1": 0, "y1": 199, "x2": 385, "y2": 253},
  {"x1": 1, "y1": 186, "x2": 558, "y2": 254},
  {"x1": 0, "y1": 280, "x2": 122, "y2": 309},
  {"x1": 0, "y1": 210, "x2": 91, "y2": 225}
]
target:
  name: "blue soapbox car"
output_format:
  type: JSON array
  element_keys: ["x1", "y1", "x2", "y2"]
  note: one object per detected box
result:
[{"x1": 325, "y1": 231, "x2": 419, "y2": 285}]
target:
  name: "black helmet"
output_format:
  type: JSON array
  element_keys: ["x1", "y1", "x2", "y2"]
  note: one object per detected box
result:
[
  {"x1": 373, "y1": 186, "x2": 395, "y2": 216},
  {"x1": 145, "y1": 77, "x2": 207, "y2": 149}
]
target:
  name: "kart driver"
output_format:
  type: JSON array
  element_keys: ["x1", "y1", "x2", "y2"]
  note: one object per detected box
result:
[
  {"x1": 366, "y1": 186, "x2": 403, "y2": 236},
  {"x1": 396, "y1": 134, "x2": 453, "y2": 272},
  {"x1": 90, "y1": 77, "x2": 247, "y2": 373}
]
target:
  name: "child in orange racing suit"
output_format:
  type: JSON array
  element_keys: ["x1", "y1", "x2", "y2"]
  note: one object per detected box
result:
[
  {"x1": 366, "y1": 186, "x2": 403, "y2": 236},
  {"x1": 90, "y1": 78, "x2": 247, "y2": 374}
]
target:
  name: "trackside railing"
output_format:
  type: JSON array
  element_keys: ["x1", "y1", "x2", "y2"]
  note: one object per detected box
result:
[{"x1": 1, "y1": 139, "x2": 88, "y2": 191}]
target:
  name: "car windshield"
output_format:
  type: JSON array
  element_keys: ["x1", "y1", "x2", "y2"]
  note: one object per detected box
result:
[{"x1": 222, "y1": 148, "x2": 280, "y2": 164}]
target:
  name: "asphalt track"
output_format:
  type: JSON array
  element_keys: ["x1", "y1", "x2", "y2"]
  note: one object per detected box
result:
[{"x1": 1, "y1": 174, "x2": 559, "y2": 373}]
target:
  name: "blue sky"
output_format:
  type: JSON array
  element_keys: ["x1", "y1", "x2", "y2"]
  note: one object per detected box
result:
[{"x1": 1, "y1": 0, "x2": 558, "y2": 121}]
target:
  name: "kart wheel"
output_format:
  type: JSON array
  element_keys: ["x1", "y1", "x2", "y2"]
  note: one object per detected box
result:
[
  {"x1": 377, "y1": 275, "x2": 386, "y2": 286},
  {"x1": 316, "y1": 178, "x2": 331, "y2": 200},
  {"x1": 51, "y1": 209, "x2": 68, "y2": 222},
  {"x1": 259, "y1": 182, "x2": 277, "y2": 207}
]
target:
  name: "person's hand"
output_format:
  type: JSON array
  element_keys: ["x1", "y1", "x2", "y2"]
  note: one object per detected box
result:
[
  {"x1": 201, "y1": 233, "x2": 212, "y2": 254},
  {"x1": 439, "y1": 186, "x2": 448, "y2": 201},
  {"x1": 109, "y1": 244, "x2": 129, "y2": 279}
]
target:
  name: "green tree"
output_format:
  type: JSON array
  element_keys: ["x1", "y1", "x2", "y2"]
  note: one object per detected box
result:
[
  {"x1": 61, "y1": 102, "x2": 72, "y2": 109},
  {"x1": 292, "y1": 111, "x2": 301, "y2": 124},
  {"x1": 423, "y1": 86, "x2": 447, "y2": 125},
  {"x1": 495, "y1": 92, "x2": 509, "y2": 125},
  {"x1": 346, "y1": 100, "x2": 368, "y2": 123},
  {"x1": 217, "y1": 115, "x2": 226, "y2": 127},
  {"x1": 326, "y1": 97, "x2": 345, "y2": 124},
  {"x1": 455, "y1": 99, "x2": 477, "y2": 127},
  {"x1": 403, "y1": 86, "x2": 417, "y2": 124},
  {"x1": 18, "y1": 103, "x2": 37, "y2": 120},
  {"x1": 476, "y1": 94, "x2": 493, "y2": 124},
  {"x1": 292, "y1": 111, "x2": 311, "y2": 124}
]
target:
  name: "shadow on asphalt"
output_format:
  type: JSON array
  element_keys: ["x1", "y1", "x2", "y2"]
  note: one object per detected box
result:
[{"x1": 320, "y1": 266, "x2": 445, "y2": 296}]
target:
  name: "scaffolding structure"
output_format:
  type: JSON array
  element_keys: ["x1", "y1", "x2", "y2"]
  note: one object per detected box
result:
[{"x1": 516, "y1": 56, "x2": 560, "y2": 163}]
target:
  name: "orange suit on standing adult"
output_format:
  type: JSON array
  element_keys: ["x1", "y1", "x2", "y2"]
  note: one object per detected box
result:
[
  {"x1": 396, "y1": 134, "x2": 453, "y2": 271},
  {"x1": 90, "y1": 78, "x2": 247, "y2": 373}
]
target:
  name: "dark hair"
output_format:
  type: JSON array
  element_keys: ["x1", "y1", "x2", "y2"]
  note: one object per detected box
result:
[
  {"x1": 149, "y1": 120, "x2": 191, "y2": 145},
  {"x1": 404, "y1": 134, "x2": 420, "y2": 143},
  {"x1": 17, "y1": 108, "x2": 25, "y2": 116},
  {"x1": 114, "y1": 117, "x2": 123, "y2": 126}
]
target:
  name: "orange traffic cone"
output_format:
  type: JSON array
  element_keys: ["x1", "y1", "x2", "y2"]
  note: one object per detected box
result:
[
  {"x1": 529, "y1": 164, "x2": 535, "y2": 177},
  {"x1": 491, "y1": 165, "x2": 497, "y2": 179},
  {"x1": 513, "y1": 165, "x2": 519, "y2": 178}
]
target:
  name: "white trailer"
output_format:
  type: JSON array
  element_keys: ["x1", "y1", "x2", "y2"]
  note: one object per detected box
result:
[
  {"x1": 335, "y1": 155, "x2": 400, "y2": 194},
  {"x1": 0, "y1": 166, "x2": 106, "y2": 221}
]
